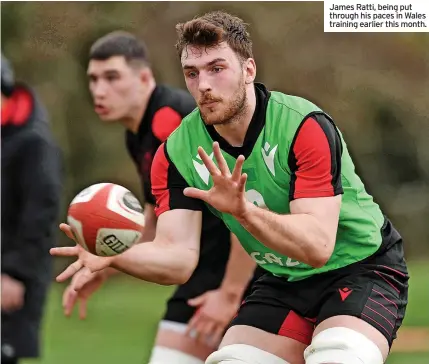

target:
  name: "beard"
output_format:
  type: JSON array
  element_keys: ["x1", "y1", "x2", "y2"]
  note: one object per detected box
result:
[{"x1": 199, "y1": 78, "x2": 247, "y2": 126}]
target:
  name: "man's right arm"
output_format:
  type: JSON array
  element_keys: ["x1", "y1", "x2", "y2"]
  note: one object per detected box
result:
[
  {"x1": 111, "y1": 142, "x2": 204, "y2": 285},
  {"x1": 111, "y1": 209, "x2": 202, "y2": 285}
]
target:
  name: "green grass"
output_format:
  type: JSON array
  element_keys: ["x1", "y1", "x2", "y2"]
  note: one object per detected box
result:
[
  {"x1": 22, "y1": 261, "x2": 427, "y2": 364},
  {"x1": 400, "y1": 260, "x2": 429, "y2": 327},
  {"x1": 387, "y1": 353, "x2": 429, "y2": 364}
]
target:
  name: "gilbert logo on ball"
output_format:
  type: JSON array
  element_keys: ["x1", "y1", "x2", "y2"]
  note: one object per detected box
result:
[{"x1": 67, "y1": 183, "x2": 145, "y2": 256}]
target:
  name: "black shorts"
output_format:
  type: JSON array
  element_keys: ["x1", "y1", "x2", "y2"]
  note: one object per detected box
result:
[
  {"x1": 230, "y1": 220, "x2": 409, "y2": 347},
  {"x1": 162, "y1": 266, "x2": 266, "y2": 324}
]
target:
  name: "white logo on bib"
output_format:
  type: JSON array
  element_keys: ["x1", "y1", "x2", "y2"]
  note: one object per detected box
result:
[
  {"x1": 261, "y1": 142, "x2": 278, "y2": 176},
  {"x1": 192, "y1": 152, "x2": 214, "y2": 185}
]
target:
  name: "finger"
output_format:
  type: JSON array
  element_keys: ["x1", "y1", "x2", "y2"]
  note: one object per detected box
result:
[
  {"x1": 238, "y1": 173, "x2": 248, "y2": 193},
  {"x1": 199, "y1": 320, "x2": 216, "y2": 344},
  {"x1": 56, "y1": 260, "x2": 83, "y2": 282},
  {"x1": 50, "y1": 246, "x2": 80, "y2": 257},
  {"x1": 62, "y1": 285, "x2": 74, "y2": 308},
  {"x1": 183, "y1": 187, "x2": 210, "y2": 202},
  {"x1": 187, "y1": 293, "x2": 207, "y2": 307},
  {"x1": 79, "y1": 298, "x2": 87, "y2": 320},
  {"x1": 197, "y1": 146, "x2": 220, "y2": 176},
  {"x1": 73, "y1": 267, "x2": 94, "y2": 291},
  {"x1": 212, "y1": 142, "x2": 230, "y2": 176},
  {"x1": 185, "y1": 309, "x2": 202, "y2": 336},
  {"x1": 231, "y1": 155, "x2": 245, "y2": 181},
  {"x1": 64, "y1": 289, "x2": 78, "y2": 317},
  {"x1": 193, "y1": 316, "x2": 212, "y2": 343},
  {"x1": 60, "y1": 223, "x2": 76, "y2": 241}
]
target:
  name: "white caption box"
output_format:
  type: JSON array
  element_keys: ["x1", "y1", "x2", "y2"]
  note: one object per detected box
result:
[{"x1": 324, "y1": 0, "x2": 429, "y2": 32}]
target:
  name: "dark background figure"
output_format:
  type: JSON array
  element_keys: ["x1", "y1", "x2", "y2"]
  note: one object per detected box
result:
[{"x1": 1, "y1": 54, "x2": 63, "y2": 364}]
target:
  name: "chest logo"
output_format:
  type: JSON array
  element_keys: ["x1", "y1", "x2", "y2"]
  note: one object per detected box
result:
[
  {"x1": 192, "y1": 152, "x2": 214, "y2": 185},
  {"x1": 262, "y1": 142, "x2": 278, "y2": 176}
]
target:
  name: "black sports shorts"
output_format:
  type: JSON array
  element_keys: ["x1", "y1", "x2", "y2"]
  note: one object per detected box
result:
[{"x1": 230, "y1": 218, "x2": 409, "y2": 347}]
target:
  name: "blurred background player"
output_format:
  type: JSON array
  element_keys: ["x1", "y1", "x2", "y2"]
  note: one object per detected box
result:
[
  {"x1": 1, "y1": 54, "x2": 63, "y2": 364},
  {"x1": 60, "y1": 31, "x2": 259, "y2": 364}
]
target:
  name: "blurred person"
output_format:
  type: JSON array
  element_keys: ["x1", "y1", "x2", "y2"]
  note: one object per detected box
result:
[
  {"x1": 51, "y1": 12, "x2": 410, "y2": 364},
  {"x1": 1, "y1": 54, "x2": 63, "y2": 364},
  {"x1": 60, "y1": 31, "x2": 260, "y2": 364}
]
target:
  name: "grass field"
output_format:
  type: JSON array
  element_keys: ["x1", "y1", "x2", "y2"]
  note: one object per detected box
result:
[{"x1": 23, "y1": 261, "x2": 428, "y2": 364}]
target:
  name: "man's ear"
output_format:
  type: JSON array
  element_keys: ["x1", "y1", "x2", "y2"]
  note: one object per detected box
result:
[
  {"x1": 139, "y1": 67, "x2": 153, "y2": 84},
  {"x1": 244, "y1": 58, "x2": 256, "y2": 84}
]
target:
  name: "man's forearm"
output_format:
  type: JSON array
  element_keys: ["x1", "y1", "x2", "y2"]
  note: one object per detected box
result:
[
  {"x1": 235, "y1": 202, "x2": 332, "y2": 267},
  {"x1": 220, "y1": 233, "x2": 256, "y2": 299},
  {"x1": 111, "y1": 240, "x2": 198, "y2": 285}
]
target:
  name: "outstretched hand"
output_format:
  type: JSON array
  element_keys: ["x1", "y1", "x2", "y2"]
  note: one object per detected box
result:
[
  {"x1": 185, "y1": 289, "x2": 241, "y2": 347},
  {"x1": 62, "y1": 268, "x2": 107, "y2": 320},
  {"x1": 50, "y1": 223, "x2": 114, "y2": 283},
  {"x1": 184, "y1": 142, "x2": 249, "y2": 218}
]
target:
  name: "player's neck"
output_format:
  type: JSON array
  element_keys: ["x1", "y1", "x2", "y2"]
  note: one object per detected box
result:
[
  {"x1": 120, "y1": 80, "x2": 156, "y2": 134},
  {"x1": 213, "y1": 84, "x2": 256, "y2": 147}
]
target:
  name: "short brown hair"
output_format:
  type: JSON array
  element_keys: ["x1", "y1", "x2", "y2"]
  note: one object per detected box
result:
[
  {"x1": 90, "y1": 31, "x2": 149, "y2": 65},
  {"x1": 175, "y1": 11, "x2": 253, "y2": 61}
]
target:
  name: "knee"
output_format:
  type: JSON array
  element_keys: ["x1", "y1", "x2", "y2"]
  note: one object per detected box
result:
[
  {"x1": 205, "y1": 344, "x2": 290, "y2": 364},
  {"x1": 304, "y1": 327, "x2": 384, "y2": 364},
  {"x1": 148, "y1": 346, "x2": 204, "y2": 364}
]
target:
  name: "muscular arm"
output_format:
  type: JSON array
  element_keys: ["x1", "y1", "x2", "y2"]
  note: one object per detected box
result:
[
  {"x1": 237, "y1": 196, "x2": 341, "y2": 267},
  {"x1": 110, "y1": 209, "x2": 202, "y2": 285},
  {"x1": 219, "y1": 233, "x2": 256, "y2": 299},
  {"x1": 236, "y1": 115, "x2": 343, "y2": 268}
]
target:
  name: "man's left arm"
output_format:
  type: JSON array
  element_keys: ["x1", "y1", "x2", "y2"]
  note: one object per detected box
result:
[{"x1": 236, "y1": 114, "x2": 343, "y2": 268}]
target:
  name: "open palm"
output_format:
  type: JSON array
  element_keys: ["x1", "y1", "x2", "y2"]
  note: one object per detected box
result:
[
  {"x1": 50, "y1": 223, "x2": 114, "y2": 282},
  {"x1": 184, "y1": 142, "x2": 249, "y2": 218}
]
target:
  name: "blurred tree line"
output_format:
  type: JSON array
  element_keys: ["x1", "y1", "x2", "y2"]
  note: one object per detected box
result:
[{"x1": 2, "y1": 1, "x2": 428, "y2": 259}]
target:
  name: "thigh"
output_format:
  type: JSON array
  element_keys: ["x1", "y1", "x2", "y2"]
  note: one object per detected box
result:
[
  {"x1": 220, "y1": 325, "x2": 307, "y2": 364},
  {"x1": 154, "y1": 321, "x2": 214, "y2": 360}
]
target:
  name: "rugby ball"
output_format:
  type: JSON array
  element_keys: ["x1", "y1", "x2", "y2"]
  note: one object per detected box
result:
[{"x1": 67, "y1": 183, "x2": 145, "y2": 256}]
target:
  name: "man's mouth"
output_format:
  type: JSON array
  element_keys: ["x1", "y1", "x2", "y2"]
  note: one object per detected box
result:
[
  {"x1": 200, "y1": 100, "x2": 220, "y2": 107},
  {"x1": 94, "y1": 104, "x2": 108, "y2": 114}
]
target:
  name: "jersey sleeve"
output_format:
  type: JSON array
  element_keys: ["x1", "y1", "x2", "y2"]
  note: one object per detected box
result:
[
  {"x1": 151, "y1": 142, "x2": 204, "y2": 217},
  {"x1": 288, "y1": 114, "x2": 343, "y2": 201},
  {"x1": 125, "y1": 133, "x2": 156, "y2": 205},
  {"x1": 151, "y1": 106, "x2": 182, "y2": 143}
]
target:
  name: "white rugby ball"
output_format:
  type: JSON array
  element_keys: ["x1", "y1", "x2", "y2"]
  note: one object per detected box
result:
[{"x1": 67, "y1": 183, "x2": 145, "y2": 256}]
